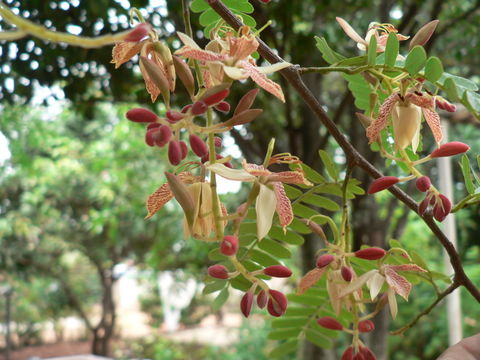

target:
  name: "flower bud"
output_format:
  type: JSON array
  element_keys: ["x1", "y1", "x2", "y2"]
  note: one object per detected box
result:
[
  {"x1": 215, "y1": 101, "x2": 231, "y2": 113},
  {"x1": 367, "y1": 176, "x2": 400, "y2": 194},
  {"x1": 409, "y1": 20, "x2": 439, "y2": 50},
  {"x1": 256, "y1": 290, "x2": 267, "y2": 309},
  {"x1": 168, "y1": 140, "x2": 182, "y2": 165},
  {"x1": 191, "y1": 101, "x2": 208, "y2": 115},
  {"x1": 359, "y1": 346, "x2": 377, "y2": 360},
  {"x1": 444, "y1": 102, "x2": 457, "y2": 112},
  {"x1": 264, "y1": 265, "x2": 292, "y2": 278},
  {"x1": 316, "y1": 254, "x2": 334, "y2": 268},
  {"x1": 220, "y1": 235, "x2": 239, "y2": 256},
  {"x1": 317, "y1": 316, "x2": 343, "y2": 330},
  {"x1": 166, "y1": 110, "x2": 184, "y2": 123},
  {"x1": 354, "y1": 247, "x2": 386, "y2": 260},
  {"x1": 341, "y1": 347, "x2": 354, "y2": 360},
  {"x1": 126, "y1": 108, "x2": 158, "y2": 123},
  {"x1": 203, "y1": 88, "x2": 230, "y2": 106},
  {"x1": 300, "y1": 219, "x2": 328, "y2": 243},
  {"x1": 124, "y1": 23, "x2": 151, "y2": 42},
  {"x1": 189, "y1": 134, "x2": 209, "y2": 158},
  {"x1": 147, "y1": 123, "x2": 161, "y2": 130},
  {"x1": 207, "y1": 264, "x2": 229, "y2": 279},
  {"x1": 234, "y1": 88, "x2": 260, "y2": 115},
  {"x1": 433, "y1": 204, "x2": 446, "y2": 222},
  {"x1": 240, "y1": 291, "x2": 254, "y2": 318},
  {"x1": 416, "y1": 176, "x2": 431, "y2": 192},
  {"x1": 418, "y1": 197, "x2": 430, "y2": 215},
  {"x1": 179, "y1": 141, "x2": 188, "y2": 159},
  {"x1": 214, "y1": 137, "x2": 222, "y2": 148},
  {"x1": 222, "y1": 109, "x2": 263, "y2": 127},
  {"x1": 172, "y1": 55, "x2": 195, "y2": 97},
  {"x1": 341, "y1": 266, "x2": 353, "y2": 282},
  {"x1": 439, "y1": 194, "x2": 452, "y2": 214},
  {"x1": 145, "y1": 128, "x2": 161, "y2": 147},
  {"x1": 267, "y1": 290, "x2": 287, "y2": 317},
  {"x1": 358, "y1": 319, "x2": 375, "y2": 333},
  {"x1": 155, "y1": 125, "x2": 172, "y2": 147},
  {"x1": 430, "y1": 142, "x2": 470, "y2": 158}
]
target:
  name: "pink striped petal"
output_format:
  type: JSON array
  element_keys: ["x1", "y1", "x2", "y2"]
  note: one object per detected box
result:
[
  {"x1": 366, "y1": 92, "x2": 399, "y2": 143},
  {"x1": 240, "y1": 60, "x2": 285, "y2": 102},
  {"x1": 111, "y1": 41, "x2": 144, "y2": 69},
  {"x1": 388, "y1": 264, "x2": 427, "y2": 273},
  {"x1": 243, "y1": 161, "x2": 271, "y2": 177},
  {"x1": 336, "y1": 17, "x2": 368, "y2": 46},
  {"x1": 407, "y1": 93, "x2": 435, "y2": 109},
  {"x1": 422, "y1": 108, "x2": 443, "y2": 145},
  {"x1": 268, "y1": 171, "x2": 312, "y2": 185},
  {"x1": 272, "y1": 182, "x2": 293, "y2": 230},
  {"x1": 145, "y1": 183, "x2": 173, "y2": 219},
  {"x1": 384, "y1": 266, "x2": 412, "y2": 301},
  {"x1": 229, "y1": 34, "x2": 259, "y2": 60},
  {"x1": 175, "y1": 47, "x2": 226, "y2": 62}
]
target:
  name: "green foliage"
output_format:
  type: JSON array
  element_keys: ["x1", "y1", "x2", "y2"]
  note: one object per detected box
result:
[
  {"x1": 384, "y1": 33, "x2": 399, "y2": 68},
  {"x1": 404, "y1": 46, "x2": 427, "y2": 76}
]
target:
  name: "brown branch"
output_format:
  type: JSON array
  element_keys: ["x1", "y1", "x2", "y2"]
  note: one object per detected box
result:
[{"x1": 207, "y1": 0, "x2": 480, "y2": 303}]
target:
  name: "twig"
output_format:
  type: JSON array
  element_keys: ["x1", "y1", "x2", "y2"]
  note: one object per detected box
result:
[{"x1": 207, "y1": 0, "x2": 480, "y2": 303}]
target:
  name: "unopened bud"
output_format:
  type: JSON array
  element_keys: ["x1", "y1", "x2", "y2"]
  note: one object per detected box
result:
[
  {"x1": 358, "y1": 319, "x2": 375, "y2": 333},
  {"x1": 416, "y1": 176, "x2": 431, "y2": 192},
  {"x1": 264, "y1": 265, "x2": 292, "y2": 278},
  {"x1": 317, "y1": 316, "x2": 343, "y2": 330},
  {"x1": 179, "y1": 141, "x2": 188, "y2": 159},
  {"x1": 234, "y1": 88, "x2": 260, "y2": 115},
  {"x1": 433, "y1": 203, "x2": 446, "y2": 222},
  {"x1": 359, "y1": 346, "x2": 377, "y2": 360},
  {"x1": 168, "y1": 140, "x2": 182, "y2": 165},
  {"x1": 191, "y1": 101, "x2": 208, "y2": 115},
  {"x1": 223, "y1": 109, "x2": 263, "y2": 127},
  {"x1": 155, "y1": 125, "x2": 172, "y2": 147},
  {"x1": 124, "y1": 23, "x2": 151, "y2": 42},
  {"x1": 439, "y1": 194, "x2": 452, "y2": 214},
  {"x1": 126, "y1": 108, "x2": 158, "y2": 123},
  {"x1": 140, "y1": 56, "x2": 170, "y2": 105},
  {"x1": 147, "y1": 123, "x2": 161, "y2": 130},
  {"x1": 409, "y1": 20, "x2": 439, "y2": 50},
  {"x1": 257, "y1": 290, "x2": 267, "y2": 309},
  {"x1": 341, "y1": 347, "x2": 354, "y2": 360},
  {"x1": 356, "y1": 112, "x2": 373, "y2": 129},
  {"x1": 215, "y1": 101, "x2": 231, "y2": 113},
  {"x1": 354, "y1": 247, "x2": 386, "y2": 260},
  {"x1": 430, "y1": 142, "x2": 470, "y2": 158},
  {"x1": 172, "y1": 55, "x2": 195, "y2": 96},
  {"x1": 208, "y1": 264, "x2": 229, "y2": 279},
  {"x1": 166, "y1": 110, "x2": 184, "y2": 123},
  {"x1": 367, "y1": 176, "x2": 400, "y2": 194},
  {"x1": 316, "y1": 254, "x2": 334, "y2": 268},
  {"x1": 341, "y1": 266, "x2": 353, "y2": 282},
  {"x1": 145, "y1": 128, "x2": 159, "y2": 147},
  {"x1": 189, "y1": 134, "x2": 209, "y2": 158},
  {"x1": 418, "y1": 197, "x2": 430, "y2": 215},
  {"x1": 240, "y1": 291, "x2": 254, "y2": 317},
  {"x1": 181, "y1": 104, "x2": 193, "y2": 113},
  {"x1": 220, "y1": 235, "x2": 239, "y2": 256},
  {"x1": 214, "y1": 137, "x2": 222, "y2": 148},
  {"x1": 300, "y1": 219, "x2": 328, "y2": 243},
  {"x1": 203, "y1": 88, "x2": 230, "y2": 106},
  {"x1": 267, "y1": 290, "x2": 287, "y2": 317}
]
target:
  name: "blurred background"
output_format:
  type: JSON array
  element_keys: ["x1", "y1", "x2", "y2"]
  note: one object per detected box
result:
[{"x1": 0, "y1": 0, "x2": 479, "y2": 359}]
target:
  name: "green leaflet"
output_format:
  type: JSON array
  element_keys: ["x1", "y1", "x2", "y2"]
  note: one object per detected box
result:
[
  {"x1": 424, "y1": 57, "x2": 443, "y2": 83},
  {"x1": 268, "y1": 328, "x2": 303, "y2": 340},
  {"x1": 269, "y1": 226, "x2": 305, "y2": 245},
  {"x1": 460, "y1": 154, "x2": 475, "y2": 194},
  {"x1": 269, "y1": 339, "x2": 298, "y2": 358},
  {"x1": 203, "y1": 280, "x2": 226, "y2": 294},
  {"x1": 367, "y1": 36, "x2": 377, "y2": 66},
  {"x1": 384, "y1": 32, "x2": 399, "y2": 68},
  {"x1": 271, "y1": 317, "x2": 310, "y2": 328},
  {"x1": 251, "y1": 248, "x2": 280, "y2": 266},
  {"x1": 212, "y1": 287, "x2": 229, "y2": 311},
  {"x1": 343, "y1": 73, "x2": 371, "y2": 110},
  {"x1": 258, "y1": 237, "x2": 292, "y2": 258},
  {"x1": 319, "y1": 150, "x2": 339, "y2": 181},
  {"x1": 404, "y1": 45, "x2": 427, "y2": 75},
  {"x1": 302, "y1": 194, "x2": 340, "y2": 211},
  {"x1": 314, "y1": 36, "x2": 345, "y2": 64},
  {"x1": 305, "y1": 329, "x2": 333, "y2": 349}
]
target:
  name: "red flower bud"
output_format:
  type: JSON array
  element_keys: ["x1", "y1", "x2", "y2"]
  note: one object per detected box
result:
[
  {"x1": 439, "y1": 194, "x2": 452, "y2": 214},
  {"x1": 191, "y1": 101, "x2": 208, "y2": 115},
  {"x1": 341, "y1": 347, "x2": 354, "y2": 360},
  {"x1": 359, "y1": 346, "x2": 377, "y2": 360},
  {"x1": 215, "y1": 101, "x2": 231, "y2": 113},
  {"x1": 189, "y1": 134, "x2": 209, "y2": 158},
  {"x1": 123, "y1": 23, "x2": 151, "y2": 42},
  {"x1": 367, "y1": 176, "x2": 399, "y2": 194},
  {"x1": 354, "y1": 247, "x2": 386, "y2": 260},
  {"x1": 444, "y1": 102, "x2": 457, "y2": 112},
  {"x1": 220, "y1": 235, "x2": 239, "y2": 256},
  {"x1": 168, "y1": 140, "x2": 182, "y2": 165},
  {"x1": 358, "y1": 319, "x2": 375, "y2": 333},
  {"x1": 317, "y1": 316, "x2": 343, "y2": 330},
  {"x1": 203, "y1": 88, "x2": 230, "y2": 106},
  {"x1": 214, "y1": 137, "x2": 222, "y2": 148},
  {"x1": 416, "y1": 176, "x2": 431, "y2": 192},
  {"x1": 126, "y1": 108, "x2": 158, "y2": 123},
  {"x1": 256, "y1": 290, "x2": 267, "y2": 309},
  {"x1": 316, "y1": 254, "x2": 334, "y2": 268},
  {"x1": 155, "y1": 125, "x2": 172, "y2": 147},
  {"x1": 181, "y1": 104, "x2": 193, "y2": 113},
  {"x1": 179, "y1": 141, "x2": 188, "y2": 159},
  {"x1": 240, "y1": 291, "x2": 254, "y2": 318},
  {"x1": 430, "y1": 142, "x2": 470, "y2": 158},
  {"x1": 263, "y1": 265, "x2": 292, "y2": 278},
  {"x1": 341, "y1": 266, "x2": 353, "y2": 282},
  {"x1": 147, "y1": 123, "x2": 161, "y2": 130},
  {"x1": 418, "y1": 197, "x2": 430, "y2": 215},
  {"x1": 207, "y1": 264, "x2": 229, "y2": 279},
  {"x1": 353, "y1": 353, "x2": 366, "y2": 360},
  {"x1": 234, "y1": 88, "x2": 260, "y2": 115},
  {"x1": 267, "y1": 290, "x2": 287, "y2": 317},
  {"x1": 145, "y1": 128, "x2": 160, "y2": 147},
  {"x1": 433, "y1": 204, "x2": 446, "y2": 222},
  {"x1": 166, "y1": 110, "x2": 184, "y2": 123}
]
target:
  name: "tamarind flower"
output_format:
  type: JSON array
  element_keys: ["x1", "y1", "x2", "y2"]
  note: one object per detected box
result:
[
  {"x1": 111, "y1": 22, "x2": 175, "y2": 102},
  {"x1": 336, "y1": 17, "x2": 409, "y2": 52},
  {"x1": 175, "y1": 27, "x2": 290, "y2": 102},
  {"x1": 366, "y1": 91, "x2": 443, "y2": 151},
  {"x1": 145, "y1": 172, "x2": 227, "y2": 240},
  {"x1": 339, "y1": 263, "x2": 427, "y2": 319},
  {"x1": 208, "y1": 160, "x2": 311, "y2": 240}
]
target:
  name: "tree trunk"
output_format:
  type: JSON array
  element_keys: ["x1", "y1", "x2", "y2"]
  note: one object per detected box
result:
[{"x1": 91, "y1": 270, "x2": 116, "y2": 356}]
